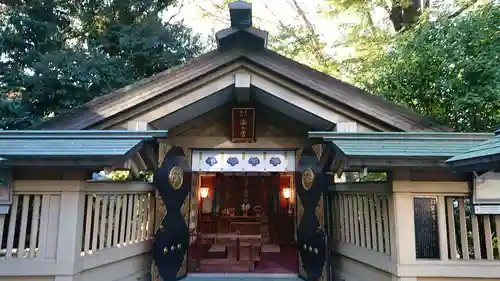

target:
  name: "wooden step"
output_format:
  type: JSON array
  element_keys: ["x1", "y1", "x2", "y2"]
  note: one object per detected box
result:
[
  {"x1": 199, "y1": 259, "x2": 255, "y2": 272},
  {"x1": 184, "y1": 275, "x2": 302, "y2": 281},
  {"x1": 209, "y1": 244, "x2": 226, "y2": 253},
  {"x1": 200, "y1": 258, "x2": 253, "y2": 265}
]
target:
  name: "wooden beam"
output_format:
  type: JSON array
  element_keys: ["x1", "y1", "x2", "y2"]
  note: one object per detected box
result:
[
  {"x1": 166, "y1": 103, "x2": 232, "y2": 137},
  {"x1": 410, "y1": 169, "x2": 470, "y2": 181},
  {"x1": 133, "y1": 152, "x2": 148, "y2": 171},
  {"x1": 93, "y1": 62, "x2": 244, "y2": 129},
  {"x1": 131, "y1": 160, "x2": 141, "y2": 178},
  {"x1": 13, "y1": 167, "x2": 90, "y2": 180},
  {"x1": 166, "y1": 136, "x2": 307, "y2": 150},
  {"x1": 127, "y1": 120, "x2": 153, "y2": 131},
  {"x1": 126, "y1": 73, "x2": 234, "y2": 124},
  {"x1": 242, "y1": 64, "x2": 394, "y2": 132},
  {"x1": 234, "y1": 71, "x2": 251, "y2": 103},
  {"x1": 251, "y1": 74, "x2": 343, "y2": 124},
  {"x1": 96, "y1": 64, "x2": 392, "y2": 134},
  {"x1": 318, "y1": 143, "x2": 334, "y2": 171},
  {"x1": 345, "y1": 158, "x2": 449, "y2": 169},
  {"x1": 4, "y1": 158, "x2": 128, "y2": 167},
  {"x1": 142, "y1": 143, "x2": 159, "y2": 168}
]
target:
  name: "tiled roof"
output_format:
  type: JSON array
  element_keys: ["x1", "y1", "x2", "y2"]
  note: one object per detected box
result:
[
  {"x1": 309, "y1": 132, "x2": 493, "y2": 158},
  {"x1": 0, "y1": 130, "x2": 167, "y2": 158},
  {"x1": 446, "y1": 132, "x2": 500, "y2": 164}
]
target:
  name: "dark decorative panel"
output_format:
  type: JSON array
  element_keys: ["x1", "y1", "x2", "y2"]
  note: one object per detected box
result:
[
  {"x1": 296, "y1": 147, "x2": 329, "y2": 281},
  {"x1": 152, "y1": 147, "x2": 192, "y2": 281},
  {"x1": 413, "y1": 197, "x2": 440, "y2": 259}
]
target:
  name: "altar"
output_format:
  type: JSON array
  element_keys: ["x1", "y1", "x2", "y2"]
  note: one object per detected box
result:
[{"x1": 189, "y1": 172, "x2": 297, "y2": 273}]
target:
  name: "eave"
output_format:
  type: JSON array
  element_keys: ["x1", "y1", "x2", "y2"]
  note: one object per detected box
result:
[
  {"x1": 445, "y1": 130, "x2": 500, "y2": 172},
  {"x1": 33, "y1": 48, "x2": 452, "y2": 133},
  {"x1": 0, "y1": 130, "x2": 166, "y2": 169},
  {"x1": 309, "y1": 131, "x2": 493, "y2": 170}
]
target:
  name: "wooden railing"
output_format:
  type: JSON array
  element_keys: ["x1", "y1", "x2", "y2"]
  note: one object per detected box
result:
[
  {"x1": 445, "y1": 196, "x2": 500, "y2": 261},
  {"x1": 330, "y1": 182, "x2": 392, "y2": 256},
  {"x1": 0, "y1": 183, "x2": 155, "y2": 260},
  {"x1": 81, "y1": 191, "x2": 154, "y2": 256},
  {"x1": 0, "y1": 194, "x2": 45, "y2": 260},
  {"x1": 332, "y1": 193, "x2": 391, "y2": 255},
  {"x1": 328, "y1": 182, "x2": 396, "y2": 281},
  {"x1": 0, "y1": 180, "x2": 154, "y2": 281},
  {"x1": 329, "y1": 181, "x2": 500, "y2": 281}
]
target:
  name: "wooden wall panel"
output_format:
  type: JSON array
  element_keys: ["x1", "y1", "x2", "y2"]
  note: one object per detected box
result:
[{"x1": 167, "y1": 102, "x2": 312, "y2": 139}]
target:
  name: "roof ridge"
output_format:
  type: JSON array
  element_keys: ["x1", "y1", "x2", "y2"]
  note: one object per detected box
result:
[
  {"x1": 32, "y1": 49, "x2": 242, "y2": 129},
  {"x1": 251, "y1": 50, "x2": 452, "y2": 132},
  {"x1": 35, "y1": 46, "x2": 454, "y2": 132}
]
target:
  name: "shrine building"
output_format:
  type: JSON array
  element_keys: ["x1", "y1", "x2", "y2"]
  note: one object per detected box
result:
[{"x1": 0, "y1": 2, "x2": 499, "y2": 281}]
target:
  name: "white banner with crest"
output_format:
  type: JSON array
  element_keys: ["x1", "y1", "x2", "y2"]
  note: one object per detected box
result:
[{"x1": 192, "y1": 150, "x2": 296, "y2": 172}]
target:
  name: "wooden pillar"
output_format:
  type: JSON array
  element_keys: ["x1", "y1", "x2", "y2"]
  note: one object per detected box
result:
[{"x1": 296, "y1": 143, "x2": 333, "y2": 281}]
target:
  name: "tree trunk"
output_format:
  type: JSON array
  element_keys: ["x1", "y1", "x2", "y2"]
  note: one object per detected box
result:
[{"x1": 389, "y1": 0, "x2": 426, "y2": 32}]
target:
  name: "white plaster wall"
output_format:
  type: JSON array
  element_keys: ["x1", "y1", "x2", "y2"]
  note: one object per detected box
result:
[
  {"x1": 0, "y1": 254, "x2": 150, "y2": 281},
  {"x1": 0, "y1": 278, "x2": 54, "y2": 281},
  {"x1": 80, "y1": 253, "x2": 151, "y2": 281},
  {"x1": 332, "y1": 254, "x2": 393, "y2": 281}
]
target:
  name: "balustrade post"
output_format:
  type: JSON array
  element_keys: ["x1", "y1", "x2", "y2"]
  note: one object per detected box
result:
[
  {"x1": 390, "y1": 186, "x2": 417, "y2": 264},
  {"x1": 54, "y1": 180, "x2": 86, "y2": 281}
]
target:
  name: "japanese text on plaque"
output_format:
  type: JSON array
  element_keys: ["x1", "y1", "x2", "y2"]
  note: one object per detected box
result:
[
  {"x1": 239, "y1": 109, "x2": 248, "y2": 138},
  {"x1": 231, "y1": 108, "x2": 255, "y2": 142}
]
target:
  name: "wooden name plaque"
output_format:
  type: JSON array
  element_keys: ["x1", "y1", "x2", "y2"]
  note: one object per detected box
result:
[
  {"x1": 473, "y1": 172, "x2": 500, "y2": 204},
  {"x1": 231, "y1": 108, "x2": 255, "y2": 143},
  {"x1": 413, "y1": 197, "x2": 440, "y2": 259}
]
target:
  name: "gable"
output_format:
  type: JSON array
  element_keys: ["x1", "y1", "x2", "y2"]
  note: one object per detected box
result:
[
  {"x1": 97, "y1": 66, "x2": 389, "y2": 132},
  {"x1": 35, "y1": 48, "x2": 451, "y2": 132},
  {"x1": 166, "y1": 102, "x2": 313, "y2": 138}
]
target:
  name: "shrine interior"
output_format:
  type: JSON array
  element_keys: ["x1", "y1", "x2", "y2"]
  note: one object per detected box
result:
[{"x1": 188, "y1": 172, "x2": 298, "y2": 273}]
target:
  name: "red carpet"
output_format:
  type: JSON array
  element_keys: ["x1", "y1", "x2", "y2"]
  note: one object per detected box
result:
[
  {"x1": 188, "y1": 244, "x2": 298, "y2": 274},
  {"x1": 254, "y1": 246, "x2": 298, "y2": 273}
]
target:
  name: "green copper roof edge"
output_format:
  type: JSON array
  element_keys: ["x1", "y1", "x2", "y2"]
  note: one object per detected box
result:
[
  {"x1": 447, "y1": 154, "x2": 499, "y2": 163},
  {"x1": 321, "y1": 136, "x2": 491, "y2": 142},
  {"x1": 0, "y1": 130, "x2": 168, "y2": 139},
  {"x1": 347, "y1": 155, "x2": 449, "y2": 159},
  {"x1": 447, "y1": 139, "x2": 500, "y2": 153},
  {"x1": 0, "y1": 138, "x2": 145, "y2": 158},
  {"x1": 446, "y1": 154, "x2": 492, "y2": 163},
  {"x1": 309, "y1": 131, "x2": 492, "y2": 138},
  {"x1": 309, "y1": 131, "x2": 491, "y2": 135},
  {"x1": 446, "y1": 140, "x2": 500, "y2": 163},
  {"x1": 322, "y1": 137, "x2": 490, "y2": 142}
]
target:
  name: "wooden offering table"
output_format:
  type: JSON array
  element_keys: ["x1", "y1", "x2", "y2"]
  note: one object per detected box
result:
[
  {"x1": 198, "y1": 233, "x2": 262, "y2": 272},
  {"x1": 230, "y1": 221, "x2": 261, "y2": 235},
  {"x1": 217, "y1": 216, "x2": 262, "y2": 235}
]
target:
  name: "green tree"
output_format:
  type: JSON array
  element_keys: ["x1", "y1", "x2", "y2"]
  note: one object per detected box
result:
[
  {"x1": 268, "y1": 0, "x2": 340, "y2": 74},
  {"x1": 195, "y1": 0, "x2": 498, "y2": 131},
  {"x1": 358, "y1": 3, "x2": 500, "y2": 132},
  {"x1": 324, "y1": 0, "x2": 483, "y2": 80},
  {"x1": 0, "y1": 0, "x2": 202, "y2": 129}
]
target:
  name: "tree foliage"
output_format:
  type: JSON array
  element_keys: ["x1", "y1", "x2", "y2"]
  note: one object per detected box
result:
[
  {"x1": 358, "y1": 3, "x2": 500, "y2": 132},
  {"x1": 0, "y1": 0, "x2": 202, "y2": 129},
  {"x1": 269, "y1": 23, "x2": 340, "y2": 75}
]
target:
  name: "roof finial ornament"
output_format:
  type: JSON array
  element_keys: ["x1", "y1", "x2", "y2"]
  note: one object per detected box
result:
[
  {"x1": 229, "y1": 1, "x2": 252, "y2": 29},
  {"x1": 215, "y1": 0, "x2": 267, "y2": 50}
]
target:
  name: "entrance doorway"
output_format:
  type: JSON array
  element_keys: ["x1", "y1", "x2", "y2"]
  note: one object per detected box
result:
[{"x1": 188, "y1": 173, "x2": 298, "y2": 274}]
